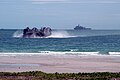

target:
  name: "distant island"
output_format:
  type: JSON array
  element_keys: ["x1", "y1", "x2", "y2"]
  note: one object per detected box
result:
[{"x1": 74, "y1": 24, "x2": 91, "y2": 30}]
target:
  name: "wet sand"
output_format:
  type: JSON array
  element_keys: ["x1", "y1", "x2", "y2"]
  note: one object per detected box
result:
[{"x1": 0, "y1": 55, "x2": 120, "y2": 73}]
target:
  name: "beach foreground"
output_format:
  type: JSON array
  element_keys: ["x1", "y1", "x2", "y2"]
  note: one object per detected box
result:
[{"x1": 0, "y1": 55, "x2": 120, "y2": 73}]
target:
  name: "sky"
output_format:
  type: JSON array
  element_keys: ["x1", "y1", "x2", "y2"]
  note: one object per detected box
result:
[{"x1": 0, "y1": 0, "x2": 120, "y2": 29}]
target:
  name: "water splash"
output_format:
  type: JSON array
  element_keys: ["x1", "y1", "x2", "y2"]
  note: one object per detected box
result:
[
  {"x1": 13, "y1": 30, "x2": 23, "y2": 38},
  {"x1": 13, "y1": 30, "x2": 77, "y2": 38},
  {"x1": 48, "y1": 30, "x2": 76, "y2": 38}
]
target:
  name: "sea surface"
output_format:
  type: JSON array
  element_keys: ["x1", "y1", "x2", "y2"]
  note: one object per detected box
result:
[{"x1": 0, "y1": 29, "x2": 120, "y2": 56}]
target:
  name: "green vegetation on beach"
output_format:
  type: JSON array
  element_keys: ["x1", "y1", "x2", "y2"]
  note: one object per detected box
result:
[{"x1": 0, "y1": 71, "x2": 120, "y2": 80}]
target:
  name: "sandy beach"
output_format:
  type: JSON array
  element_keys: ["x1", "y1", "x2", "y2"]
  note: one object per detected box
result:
[{"x1": 0, "y1": 55, "x2": 120, "y2": 73}]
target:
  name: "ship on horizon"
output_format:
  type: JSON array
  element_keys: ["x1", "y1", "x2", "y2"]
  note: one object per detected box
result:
[{"x1": 74, "y1": 24, "x2": 91, "y2": 30}]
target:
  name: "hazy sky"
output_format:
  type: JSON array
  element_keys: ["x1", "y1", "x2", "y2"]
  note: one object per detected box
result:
[{"x1": 0, "y1": 0, "x2": 120, "y2": 29}]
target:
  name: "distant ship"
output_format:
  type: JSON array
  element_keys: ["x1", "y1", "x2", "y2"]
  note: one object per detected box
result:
[{"x1": 74, "y1": 24, "x2": 91, "y2": 30}]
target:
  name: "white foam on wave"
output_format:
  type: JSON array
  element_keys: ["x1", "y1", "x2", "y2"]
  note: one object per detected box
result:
[
  {"x1": 109, "y1": 52, "x2": 120, "y2": 55},
  {"x1": 0, "y1": 51, "x2": 99, "y2": 56},
  {"x1": 0, "y1": 53, "x2": 41, "y2": 56},
  {"x1": 2, "y1": 51, "x2": 120, "y2": 56}
]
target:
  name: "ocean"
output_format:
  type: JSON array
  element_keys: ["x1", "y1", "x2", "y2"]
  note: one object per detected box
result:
[{"x1": 0, "y1": 29, "x2": 120, "y2": 56}]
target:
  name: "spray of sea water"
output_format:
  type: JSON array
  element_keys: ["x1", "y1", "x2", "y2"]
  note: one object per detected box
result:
[
  {"x1": 13, "y1": 30, "x2": 77, "y2": 38},
  {"x1": 13, "y1": 30, "x2": 23, "y2": 38},
  {"x1": 13, "y1": 29, "x2": 120, "y2": 38}
]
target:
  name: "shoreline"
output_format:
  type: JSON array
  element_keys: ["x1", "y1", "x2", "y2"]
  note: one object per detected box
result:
[{"x1": 0, "y1": 55, "x2": 120, "y2": 73}]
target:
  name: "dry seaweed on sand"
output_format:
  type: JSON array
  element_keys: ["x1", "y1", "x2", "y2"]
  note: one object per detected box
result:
[{"x1": 0, "y1": 71, "x2": 120, "y2": 80}]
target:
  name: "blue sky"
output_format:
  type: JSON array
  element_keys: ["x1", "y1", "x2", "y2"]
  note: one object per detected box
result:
[{"x1": 0, "y1": 0, "x2": 120, "y2": 29}]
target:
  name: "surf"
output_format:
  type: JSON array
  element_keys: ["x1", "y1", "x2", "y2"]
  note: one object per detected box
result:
[{"x1": 0, "y1": 51, "x2": 99, "y2": 56}]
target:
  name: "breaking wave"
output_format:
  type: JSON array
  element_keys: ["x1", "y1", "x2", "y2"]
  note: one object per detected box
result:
[
  {"x1": 38, "y1": 51, "x2": 100, "y2": 55},
  {"x1": 0, "y1": 51, "x2": 99, "y2": 56},
  {"x1": 1, "y1": 51, "x2": 120, "y2": 56},
  {"x1": 109, "y1": 52, "x2": 120, "y2": 55}
]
